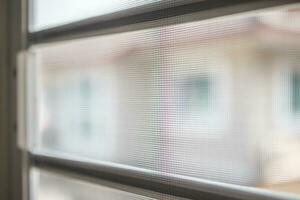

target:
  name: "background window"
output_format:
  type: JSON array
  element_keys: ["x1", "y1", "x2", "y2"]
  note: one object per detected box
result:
[
  {"x1": 185, "y1": 77, "x2": 212, "y2": 113},
  {"x1": 292, "y1": 71, "x2": 300, "y2": 114}
]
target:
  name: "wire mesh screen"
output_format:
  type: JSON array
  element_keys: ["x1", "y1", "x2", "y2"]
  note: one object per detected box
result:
[{"x1": 28, "y1": 4, "x2": 300, "y2": 196}]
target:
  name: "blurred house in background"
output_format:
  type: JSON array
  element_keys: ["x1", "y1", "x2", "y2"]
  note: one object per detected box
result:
[{"x1": 34, "y1": 7, "x2": 300, "y2": 193}]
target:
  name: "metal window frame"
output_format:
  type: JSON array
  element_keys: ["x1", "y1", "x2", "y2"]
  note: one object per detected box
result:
[
  {"x1": 2, "y1": 0, "x2": 28, "y2": 200},
  {"x1": 30, "y1": 152, "x2": 300, "y2": 200},
  {"x1": 19, "y1": 1, "x2": 300, "y2": 200},
  {"x1": 0, "y1": 0, "x2": 10, "y2": 199}
]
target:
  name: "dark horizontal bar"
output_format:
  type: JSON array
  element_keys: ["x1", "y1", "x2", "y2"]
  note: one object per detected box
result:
[
  {"x1": 28, "y1": 0, "x2": 299, "y2": 45},
  {"x1": 30, "y1": 153, "x2": 300, "y2": 200}
]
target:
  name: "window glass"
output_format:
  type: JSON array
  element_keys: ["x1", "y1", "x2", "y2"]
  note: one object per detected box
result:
[
  {"x1": 29, "y1": 0, "x2": 161, "y2": 31},
  {"x1": 29, "y1": 4, "x2": 300, "y2": 197}
]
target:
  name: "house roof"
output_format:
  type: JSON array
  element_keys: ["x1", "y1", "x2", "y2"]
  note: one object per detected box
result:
[{"x1": 33, "y1": 6, "x2": 300, "y2": 71}]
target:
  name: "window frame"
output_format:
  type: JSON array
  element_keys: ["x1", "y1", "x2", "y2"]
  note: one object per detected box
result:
[{"x1": 18, "y1": 1, "x2": 300, "y2": 200}]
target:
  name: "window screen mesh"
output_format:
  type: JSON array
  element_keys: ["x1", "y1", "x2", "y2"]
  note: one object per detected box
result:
[{"x1": 28, "y1": 5, "x2": 300, "y2": 196}]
